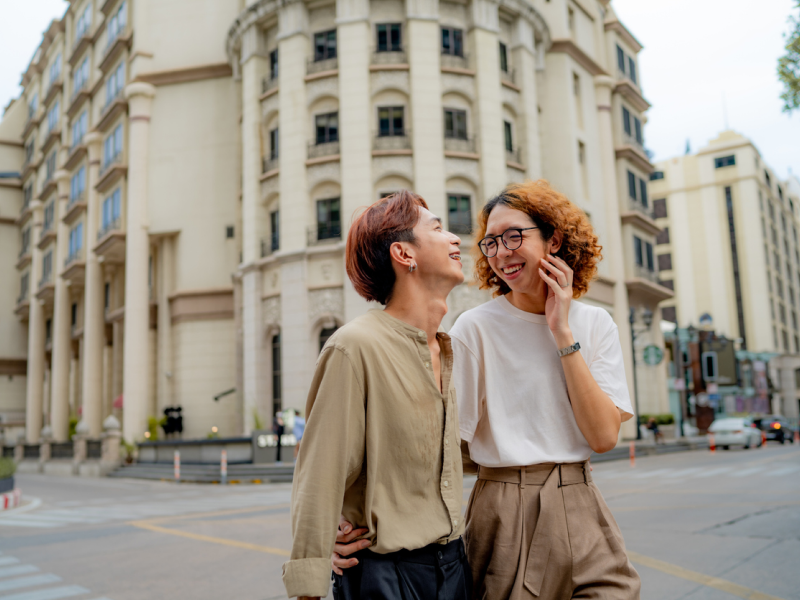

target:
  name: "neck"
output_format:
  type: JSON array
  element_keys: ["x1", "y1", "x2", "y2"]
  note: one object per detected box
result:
[
  {"x1": 506, "y1": 286, "x2": 547, "y2": 314},
  {"x1": 385, "y1": 284, "x2": 449, "y2": 341}
]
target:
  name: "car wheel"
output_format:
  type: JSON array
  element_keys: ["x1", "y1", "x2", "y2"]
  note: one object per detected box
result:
[
  {"x1": 744, "y1": 444, "x2": 750, "y2": 449},
  {"x1": 722, "y1": 445, "x2": 730, "y2": 450}
]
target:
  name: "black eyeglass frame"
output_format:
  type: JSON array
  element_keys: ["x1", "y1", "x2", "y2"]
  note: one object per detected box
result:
[{"x1": 478, "y1": 227, "x2": 539, "y2": 257}]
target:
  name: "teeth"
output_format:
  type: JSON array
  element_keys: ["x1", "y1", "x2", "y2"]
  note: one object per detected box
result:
[
  {"x1": 503, "y1": 265, "x2": 522, "y2": 274},
  {"x1": 450, "y1": 254, "x2": 461, "y2": 261}
]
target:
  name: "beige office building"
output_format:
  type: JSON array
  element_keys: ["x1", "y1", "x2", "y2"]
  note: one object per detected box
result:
[{"x1": 1, "y1": 0, "x2": 671, "y2": 447}]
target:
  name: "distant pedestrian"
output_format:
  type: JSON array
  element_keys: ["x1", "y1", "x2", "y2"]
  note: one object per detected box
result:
[
  {"x1": 273, "y1": 413, "x2": 285, "y2": 463},
  {"x1": 647, "y1": 417, "x2": 664, "y2": 443},
  {"x1": 293, "y1": 410, "x2": 305, "y2": 461}
]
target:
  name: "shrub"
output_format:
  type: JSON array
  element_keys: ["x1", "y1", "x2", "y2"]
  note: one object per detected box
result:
[{"x1": 0, "y1": 458, "x2": 16, "y2": 479}]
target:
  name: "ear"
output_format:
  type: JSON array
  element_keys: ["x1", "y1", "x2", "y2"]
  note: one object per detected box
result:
[
  {"x1": 548, "y1": 230, "x2": 563, "y2": 254},
  {"x1": 388, "y1": 240, "x2": 417, "y2": 272}
]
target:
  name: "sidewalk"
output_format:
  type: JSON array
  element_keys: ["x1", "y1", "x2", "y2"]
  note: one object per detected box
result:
[{"x1": 591, "y1": 436, "x2": 709, "y2": 463}]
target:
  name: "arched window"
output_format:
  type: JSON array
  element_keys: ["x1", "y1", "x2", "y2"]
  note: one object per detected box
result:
[
  {"x1": 272, "y1": 333, "x2": 281, "y2": 416},
  {"x1": 319, "y1": 326, "x2": 338, "y2": 352}
]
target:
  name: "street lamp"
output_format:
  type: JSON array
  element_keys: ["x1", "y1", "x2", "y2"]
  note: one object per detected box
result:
[{"x1": 629, "y1": 306, "x2": 653, "y2": 440}]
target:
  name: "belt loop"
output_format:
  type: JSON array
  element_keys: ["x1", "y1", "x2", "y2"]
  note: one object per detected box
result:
[
  {"x1": 519, "y1": 466, "x2": 526, "y2": 489},
  {"x1": 584, "y1": 462, "x2": 589, "y2": 485},
  {"x1": 557, "y1": 464, "x2": 563, "y2": 488}
]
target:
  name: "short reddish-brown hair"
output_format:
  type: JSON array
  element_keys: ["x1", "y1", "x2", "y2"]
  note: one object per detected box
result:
[{"x1": 346, "y1": 190, "x2": 428, "y2": 305}]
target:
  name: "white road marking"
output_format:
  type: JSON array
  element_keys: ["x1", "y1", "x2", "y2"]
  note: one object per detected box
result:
[
  {"x1": 0, "y1": 561, "x2": 19, "y2": 568},
  {"x1": 0, "y1": 574, "x2": 61, "y2": 593},
  {"x1": 0, "y1": 567, "x2": 39, "y2": 580},
  {"x1": 0, "y1": 585, "x2": 89, "y2": 600},
  {"x1": 765, "y1": 465, "x2": 800, "y2": 476}
]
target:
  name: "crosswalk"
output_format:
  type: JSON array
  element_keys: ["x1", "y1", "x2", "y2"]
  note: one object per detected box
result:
[
  {"x1": 594, "y1": 463, "x2": 799, "y2": 482},
  {"x1": 0, "y1": 488, "x2": 291, "y2": 530},
  {"x1": 0, "y1": 554, "x2": 110, "y2": 600}
]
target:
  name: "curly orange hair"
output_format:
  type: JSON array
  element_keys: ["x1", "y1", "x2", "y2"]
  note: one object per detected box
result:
[{"x1": 473, "y1": 180, "x2": 602, "y2": 298}]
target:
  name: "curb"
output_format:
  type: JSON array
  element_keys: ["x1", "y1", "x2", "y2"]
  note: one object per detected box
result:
[{"x1": 0, "y1": 489, "x2": 22, "y2": 511}]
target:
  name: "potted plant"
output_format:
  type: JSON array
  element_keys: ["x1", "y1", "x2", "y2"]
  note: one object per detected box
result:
[{"x1": 0, "y1": 457, "x2": 16, "y2": 494}]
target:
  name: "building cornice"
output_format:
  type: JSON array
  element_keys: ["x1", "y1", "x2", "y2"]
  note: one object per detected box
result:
[
  {"x1": 133, "y1": 63, "x2": 233, "y2": 87},
  {"x1": 604, "y1": 20, "x2": 643, "y2": 53},
  {"x1": 549, "y1": 39, "x2": 607, "y2": 76}
]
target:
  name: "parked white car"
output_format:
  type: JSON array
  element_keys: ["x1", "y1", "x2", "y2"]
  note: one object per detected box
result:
[{"x1": 708, "y1": 417, "x2": 762, "y2": 450}]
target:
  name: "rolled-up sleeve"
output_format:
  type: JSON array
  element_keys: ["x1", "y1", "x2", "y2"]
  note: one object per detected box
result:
[
  {"x1": 589, "y1": 317, "x2": 634, "y2": 417},
  {"x1": 282, "y1": 346, "x2": 366, "y2": 598}
]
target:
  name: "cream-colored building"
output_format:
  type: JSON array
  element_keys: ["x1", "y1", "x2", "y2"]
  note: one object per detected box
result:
[
  {"x1": 651, "y1": 130, "x2": 800, "y2": 359},
  {"x1": 1, "y1": 0, "x2": 671, "y2": 447}
]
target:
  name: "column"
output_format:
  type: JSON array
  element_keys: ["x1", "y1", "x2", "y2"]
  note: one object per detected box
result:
[
  {"x1": 511, "y1": 18, "x2": 542, "y2": 179},
  {"x1": 406, "y1": 0, "x2": 446, "y2": 217},
  {"x1": 81, "y1": 132, "x2": 105, "y2": 438},
  {"x1": 156, "y1": 236, "x2": 174, "y2": 413},
  {"x1": 122, "y1": 82, "x2": 156, "y2": 442},
  {"x1": 595, "y1": 75, "x2": 635, "y2": 439},
  {"x1": 49, "y1": 169, "x2": 73, "y2": 441},
  {"x1": 240, "y1": 22, "x2": 272, "y2": 434},
  {"x1": 469, "y1": 0, "x2": 506, "y2": 201},
  {"x1": 277, "y1": 3, "x2": 313, "y2": 414},
  {"x1": 25, "y1": 200, "x2": 45, "y2": 443},
  {"x1": 337, "y1": 0, "x2": 372, "y2": 322}
]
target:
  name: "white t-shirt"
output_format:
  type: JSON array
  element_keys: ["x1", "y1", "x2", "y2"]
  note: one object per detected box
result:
[{"x1": 450, "y1": 295, "x2": 633, "y2": 467}]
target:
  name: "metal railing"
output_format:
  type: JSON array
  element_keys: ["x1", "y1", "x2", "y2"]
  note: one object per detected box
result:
[
  {"x1": 100, "y1": 152, "x2": 122, "y2": 177},
  {"x1": 51, "y1": 442, "x2": 74, "y2": 459},
  {"x1": 261, "y1": 234, "x2": 279, "y2": 257},
  {"x1": 39, "y1": 221, "x2": 54, "y2": 240},
  {"x1": 373, "y1": 132, "x2": 411, "y2": 151},
  {"x1": 103, "y1": 85, "x2": 124, "y2": 112},
  {"x1": 262, "y1": 76, "x2": 278, "y2": 94},
  {"x1": 307, "y1": 141, "x2": 340, "y2": 159},
  {"x1": 617, "y1": 68, "x2": 640, "y2": 90},
  {"x1": 17, "y1": 289, "x2": 29, "y2": 305},
  {"x1": 444, "y1": 135, "x2": 476, "y2": 154},
  {"x1": 18, "y1": 243, "x2": 30, "y2": 260},
  {"x1": 308, "y1": 224, "x2": 341, "y2": 246},
  {"x1": 501, "y1": 68, "x2": 516, "y2": 85},
  {"x1": 634, "y1": 264, "x2": 659, "y2": 283},
  {"x1": 262, "y1": 156, "x2": 279, "y2": 173},
  {"x1": 506, "y1": 147, "x2": 522, "y2": 164},
  {"x1": 87, "y1": 440, "x2": 102, "y2": 459},
  {"x1": 97, "y1": 217, "x2": 121, "y2": 241},
  {"x1": 307, "y1": 57, "x2": 338, "y2": 75},
  {"x1": 371, "y1": 50, "x2": 407, "y2": 65},
  {"x1": 45, "y1": 76, "x2": 62, "y2": 98},
  {"x1": 628, "y1": 198, "x2": 653, "y2": 219},
  {"x1": 39, "y1": 271, "x2": 53, "y2": 289},
  {"x1": 23, "y1": 444, "x2": 40, "y2": 459},
  {"x1": 65, "y1": 249, "x2": 84, "y2": 268},
  {"x1": 623, "y1": 132, "x2": 645, "y2": 153},
  {"x1": 67, "y1": 190, "x2": 86, "y2": 210},
  {"x1": 441, "y1": 52, "x2": 469, "y2": 70},
  {"x1": 70, "y1": 80, "x2": 88, "y2": 103},
  {"x1": 71, "y1": 133, "x2": 85, "y2": 151}
]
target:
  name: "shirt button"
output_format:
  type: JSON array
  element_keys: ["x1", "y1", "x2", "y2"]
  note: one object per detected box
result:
[
  {"x1": 425, "y1": 362, "x2": 430, "y2": 368},
  {"x1": 443, "y1": 480, "x2": 449, "y2": 487},
  {"x1": 444, "y1": 439, "x2": 449, "y2": 446},
  {"x1": 418, "y1": 331, "x2": 425, "y2": 339},
  {"x1": 437, "y1": 551, "x2": 444, "y2": 560},
  {"x1": 452, "y1": 519, "x2": 458, "y2": 526}
]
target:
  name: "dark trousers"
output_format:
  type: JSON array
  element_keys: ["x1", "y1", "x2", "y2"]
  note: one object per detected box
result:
[{"x1": 332, "y1": 538, "x2": 471, "y2": 600}]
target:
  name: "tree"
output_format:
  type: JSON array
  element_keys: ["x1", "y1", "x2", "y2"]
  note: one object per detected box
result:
[{"x1": 778, "y1": 1, "x2": 800, "y2": 113}]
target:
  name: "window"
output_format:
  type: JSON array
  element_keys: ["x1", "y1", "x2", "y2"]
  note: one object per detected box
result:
[
  {"x1": 662, "y1": 306, "x2": 677, "y2": 323},
  {"x1": 633, "y1": 236, "x2": 643, "y2": 266},
  {"x1": 628, "y1": 56, "x2": 637, "y2": 85},
  {"x1": 272, "y1": 333, "x2": 282, "y2": 415},
  {"x1": 645, "y1": 241, "x2": 654, "y2": 271},
  {"x1": 20, "y1": 273, "x2": 29, "y2": 300},
  {"x1": 107, "y1": 1, "x2": 127, "y2": 45},
  {"x1": 42, "y1": 251, "x2": 53, "y2": 282},
  {"x1": 659, "y1": 279, "x2": 674, "y2": 291},
  {"x1": 617, "y1": 44, "x2": 625, "y2": 72},
  {"x1": 75, "y1": 3, "x2": 92, "y2": 39},
  {"x1": 778, "y1": 185, "x2": 784, "y2": 201},
  {"x1": 769, "y1": 201, "x2": 775, "y2": 220},
  {"x1": 47, "y1": 101, "x2": 60, "y2": 133},
  {"x1": 656, "y1": 227, "x2": 670, "y2": 245},
  {"x1": 106, "y1": 61, "x2": 125, "y2": 104},
  {"x1": 376, "y1": 24, "x2": 401, "y2": 52},
  {"x1": 25, "y1": 141, "x2": 34, "y2": 163},
  {"x1": 49, "y1": 53, "x2": 62, "y2": 85},
  {"x1": 21, "y1": 227, "x2": 30, "y2": 255},
  {"x1": 658, "y1": 253, "x2": 672, "y2": 271},
  {"x1": 714, "y1": 155, "x2": 736, "y2": 169},
  {"x1": 28, "y1": 93, "x2": 38, "y2": 117},
  {"x1": 777, "y1": 278, "x2": 784, "y2": 298},
  {"x1": 269, "y1": 49, "x2": 279, "y2": 80},
  {"x1": 634, "y1": 117, "x2": 642, "y2": 145},
  {"x1": 650, "y1": 171, "x2": 664, "y2": 181},
  {"x1": 499, "y1": 42, "x2": 508, "y2": 72},
  {"x1": 70, "y1": 166, "x2": 86, "y2": 201},
  {"x1": 314, "y1": 30, "x2": 337, "y2": 61},
  {"x1": 101, "y1": 188, "x2": 122, "y2": 230},
  {"x1": 270, "y1": 210, "x2": 279, "y2": 252},
  {"x1": 72, "y1": 110, "x2": 88, "y2": 146},
  {"x1": 45, "y1": 318, "x2": 52, "y2": 343},
  {"x1": 639, "y1": 178, "x2": 648, "y2": 208},
  {"x1": 622, "y1": 106, "x2": 631, "y2": 136},
  {"x1": 315, "y1": 112, "x2": 339, "y2": 144},
  {"x1": 573, "y1": 72, "x2": 582, "y2": 126},
  {"x1": 68, "y1": 222, "x2": 83, "y2": 258},
  {"x1": 765, "y1": 170, "x2": 771, "y2": 188},
  {"x1": 568, "y1": 7, "x2": 575, "y2": 34},
  {"x1": 103, "y1": 124, "x2": 123, "y2": 166},
  {"x1": 780, "y1": 303, "x2": 787, "y2": 325},
  {"x1": 269, "y1": 127, "x2": 279, "y2": 160},
  {"x1": 772, "y1": 226, "x2": 778, "y2": 245},
  {"x1": 24, "y1": 184, "x2": 33, "y2": 205},
  {"x1": 444, "y1": 109, "x2": 467, "y2": 139},
  {"x1": 441, "y1": 27, "x2": 463, "y2": 56},
  {"x1": 316, "y1": 197, "x2": 341, "y2": 240},
  {"x1": 448, "y1": 194, "x2": 471, "y2": 234},
  {"x1": 627, "y1": 170, "x2": 637, "y2": 200},
  {"x1": 653, "y1": 198, "x2": 668, "y2": 219},
  {"x1": 104, "y1": 282, "x2": 110, "y2": 310},
  {"x1": 225, "y1": 225, "x2": 234, "y2": 239},
  {"x1": 378, "y1": 107, "x2": 404, "y2": 136},
  {"x1": 319, "y1": 326, "x2": 339, "y2": 352},
  {"x1": 43, "y1": 201, "x2": 55, "y2": 231},
  {"x1": 46, "y1": 151, "x2": 57, "y2": 180},
  {"x1": 504, "y1": 121, "x2": 513, "y2": 152},
  {"x1": 71, "y1": 303, "x2": 78, "y2": 328}
]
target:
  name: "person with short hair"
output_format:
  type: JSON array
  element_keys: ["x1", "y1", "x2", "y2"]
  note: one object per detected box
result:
[{"x1": 282, "y1": 191, "x2": 471, "y2": 600}]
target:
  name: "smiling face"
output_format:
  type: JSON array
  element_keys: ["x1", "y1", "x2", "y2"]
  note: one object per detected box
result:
[
  {"x1": 484, "y1": 204, "x2": 560, "y2": 297},
  {"x1": 409, "y1": 206, "x2": 464, "y2": 286}
]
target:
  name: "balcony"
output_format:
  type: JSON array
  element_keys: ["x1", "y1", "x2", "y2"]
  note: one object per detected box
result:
[
  {"x1": 441, "y1": 53, "x2": 471, "y2": 72},
  {"x1": 21, "y1": 154, "x2": 41, "y2": 181},
  {"x1": 626, "y1": 266, "x2": 673, "y2": 303},
  {"x1": 614, "y1": 70, "x2": 650, "y2": 113},
  {"x1": 261, "y1": 233, "x2": 279, "y2": 258},
  {"x1": 307, "y1": 141, "x2": 340, "y2": 161},
  {"x1": 14, "y1": 288, "x2": 30, "y2": 320},
  {"x1": 308, "y1": 224, "x2": 342, "y2": 246},
  {"x1": 96, "y1": 89, "x2": 128, "y2": 133},
  {"x1": 69, "y1": 33, "x2": 92, "y2": 67},
  {"x1": 261, "y1": 76, "x2": 278, "y2": 96},
  {"x1": 500, "y1": 68, "x2": 517, "y2": 87},
  {"x1": 36, "y1": 271, "x2": 55, "y2": 306},
  {"x1": 620, "y1": 198, "x2": 660, "y2": 236},
  {"x1": 97, "y1": 153, "x2": 127, "y2": 193},
  {"x1": 307, "y1": 57, "x2": 338, "y2": 76},
  {"x1": 22, "y1": 110, "x2": 42, "y2": 140},
  {"x1": 66, "y1": 82, "x2": 90, "y2": 119},
  {"x1": 40, "y1": 172, "x2": 58, "y2": 199},
  {"x1": 94, "y1": 218, "x2": 126, "y2": 263},
  {"x1": 43, "y1": 77, "x2": 63, "y2": 107},
  {"x1": 373, "y1": 132, "x2": 411, "y2": 154},
  {"x1": 506, "y1": 147, "x2": 523, "y2": 167},
  {"x1": 99, "y1": 30, "x2": 132, "y2": 73},
  {"x1": 63, "y1": 192, "x2": 87, "y2": 224},
  {"x1": 370, "y1": 51, "x2": 408, "y2": 69},
  {"x1": 61, "y1": 249, "x2": 86, "y2": 287},
  {"x1": 444, "y1": 135, "x2": 477, "y2": 156},
  {"x1": 261, "y1": 156, "x2": 279, "y2": 177},
  {"x1": 64, "y1": 140, "x2": 87, "y2": 171},
  {"x1": 41, "y1": 126, "x2": 62, "y2": 155},
  {"x1": 16, "y1": 245, "x2": 31, "y2": 270},
  {"x1": 37, "y1": 224, "x2": 56, "y2": 250},
  {"x1": 634, "y1": 264, "x2": 659, "y2": 284}
]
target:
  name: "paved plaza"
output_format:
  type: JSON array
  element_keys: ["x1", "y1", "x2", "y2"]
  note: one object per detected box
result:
[{"x1": 0, "y1": 445, "x2": 798, "y2": 600}]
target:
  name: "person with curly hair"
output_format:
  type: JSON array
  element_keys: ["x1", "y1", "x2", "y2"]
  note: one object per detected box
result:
[{"x1": 450, "y1": 179, "x2": 640, "y2": 599}]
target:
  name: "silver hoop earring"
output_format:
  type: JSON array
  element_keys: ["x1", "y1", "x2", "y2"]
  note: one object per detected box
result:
[{"x1": 409, "y1": 263, "x2": 417, "y2": 273}]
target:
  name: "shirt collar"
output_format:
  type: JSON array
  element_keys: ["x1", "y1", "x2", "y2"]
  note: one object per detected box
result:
[{"x1": 371, "y1": 309, "x2": 451, "y2": 342}]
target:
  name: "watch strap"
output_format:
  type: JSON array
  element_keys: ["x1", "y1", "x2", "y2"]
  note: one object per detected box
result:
[{"x1": 557, "y1": 341, "x2": 581, "y2": 357}]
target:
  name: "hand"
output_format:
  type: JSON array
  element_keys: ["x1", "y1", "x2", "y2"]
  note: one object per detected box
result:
[
  {"x1": 298, "y1": 597, "x2": 320, "y2": 600},
  {"x1": 331, "y1": 516, "x2": 371, "y2": 575},
  {"x1": 538, "y1": 254, "x2": 574, "y2": 347}
]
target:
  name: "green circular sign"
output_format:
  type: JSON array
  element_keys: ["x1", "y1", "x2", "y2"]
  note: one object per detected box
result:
[{"x1": 643, "y1": 345, "x2": 664, "y2": 366}]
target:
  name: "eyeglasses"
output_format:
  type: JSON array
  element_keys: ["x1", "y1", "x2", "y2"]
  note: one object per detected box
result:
[{"x1": 478, "y1": 227, "x2": 538, "y2": 258}]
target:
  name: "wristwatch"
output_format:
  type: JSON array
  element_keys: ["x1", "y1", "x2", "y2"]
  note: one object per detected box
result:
[{"x1": 557, "y1": 341, "x2": 581, "y2": 357}]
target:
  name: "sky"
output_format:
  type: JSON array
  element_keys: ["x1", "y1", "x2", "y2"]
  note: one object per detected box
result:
[{"x1": 1, "y1": 0, "x2": 798, "y2": 179}]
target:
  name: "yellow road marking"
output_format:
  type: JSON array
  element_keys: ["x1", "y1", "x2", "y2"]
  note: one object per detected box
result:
[
  {"x1": 131, "y1": 503, "x2": 290, "y2": 526},
  {"x1": 613, "y1": 500, "x2": 800, "y2": 512},
  {"x1": 129, "y1": 521, "x2": 291, "y2": 557},
  {"x1": 628, "y1": 551, "x2": 785, "y2": 600}
]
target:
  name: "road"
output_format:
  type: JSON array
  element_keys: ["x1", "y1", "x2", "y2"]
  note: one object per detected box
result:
[{"x1": 0, "y1": 444, "x2": 798, "y2": 600}]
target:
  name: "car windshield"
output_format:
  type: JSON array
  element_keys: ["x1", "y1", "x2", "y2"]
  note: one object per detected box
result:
[{"x1": 709, "y1": 419, "x2": 744, "y2": 431}]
